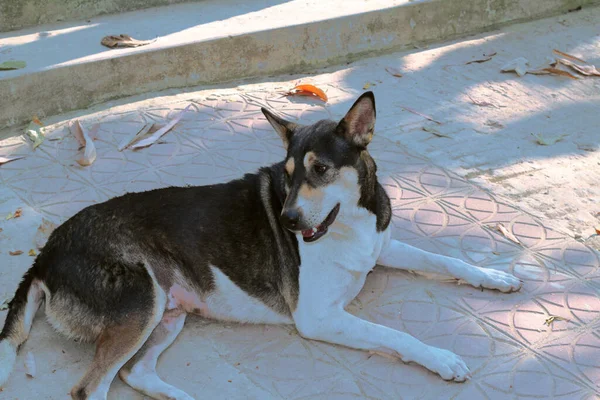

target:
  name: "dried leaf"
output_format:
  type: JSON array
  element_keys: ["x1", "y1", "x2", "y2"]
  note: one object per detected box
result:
[
  {"x1": 531, "y1": 132, "x2": 566, "y2": 145},
  {"x1": 69, "y1": 120, "x2": 97, "y2": 166},
  {"x1": 101, "y1": 34, "x2": 156, "y2": 49},
  {"x1": 400, "y1": 106, "x2": 442, "y2": 124},
  {"x1": 14, "y1": 208, "x2": 22, "y2": 218},
  {"x1": 0, "y1": 298, "x2": 9, "y2": 311},
  {"x1": 552, "y1": 49, "x2": 587, "y2": 64},
  {"x1": 0, "y1": 60, "x2": 26, "y2": 70},
  {"x1": 422, "y1": 126, "x2": 451, "y2": 138},
  {"x1": 544, "y1": 315, "x2": 568, "y2": 326},
  {"x1": 385, "y1": 67, "x2": 403, "y2": 77},
  {"x1": 595, "y1": 226, "x2": 600, "y2": 235},
  {"x1": 118, "y1": 123, "x2": 154, "y2": 151},
  {"x1": 9, "y1": 250, "x2": 23, "y2": 256},
  {"x1": 555, "y1": 58, "x2": 600, "y2": 77},
  {"x1": 25, "y1": 117, "x2": 45, "y2": 149},
  {"x1": 131, "y1": 105, "x2": 192, "y2": 149},
  {"x1": 466, "y1": 52, "x2": 496, "y2": 64},
  {"x1": 363, "y1": 82, "x2": 374, "y2": 90},
  {"x1": 284, "y1": 84, "x2": 328, "y2": 102},
  {"x1": 35, "y1": 218, "x2": 57, "y2": 249},
  {"x1": 490, "y1": 224, "x2": 521, "y2": 245},
  {"x1": 24, "y1": 352, "x2": 36, "y2": 378},
  {"x1": 528, "y1": 67, "x2": 579, "y2": 80},
  {"x1": 0, "y1": 156, "x2": 25, "y2": 166},
  {"x1": 501, "y1": 57, "x2": 529, "y2": 77},
  {"x1": 28, "y1": 249, "x2": 36, "y2": 257}
]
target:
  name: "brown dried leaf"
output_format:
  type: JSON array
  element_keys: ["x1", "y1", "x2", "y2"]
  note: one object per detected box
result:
[
  {"x1": 422, "y1": 126, "x2": 451, "y2": 138},
  {"x1": 528, "y1": 67, "x2": 579, "y2": 80},
  {"x1": 0, "y1": 156, "x2": 25, "y2": 166},
  {"x1": 14, "y1": 208, "x2": 22, "y2": 218},
  {"x1": 466, "y1": 52, "x2": 496, "y2": 64},
  {"x1": 552, "y1": 49, "x2": 588, "y2": 64},
  {"x1": 595, "y1": 226, "x2": 600, "y2": 235},
  {"x1": 385, "y1": 67, "x2": 403, "y2": 77},
  {"x1": 284, "y1": 84, "x2": 328, "y2": 102},
  {"x1": 35, "y1": 218, "x2": 57, "y2": 249},
  {"x1": 555, "y1": 58, "x2": 600, "y2": 77},
  {"x1": 68, "y1": 120, "x2": 97, "y2": 166},
  {"x1": 101, "y1": 34, "x2": 156, "y2": 49},
  {"x1": 544, "y1": 315, "x2": 568, "y2": 326},
  {"x1": 9, "y1": 250, "x2": 24, "y2": 256},
  {"x1": 490, "y1": 223, "x2": 521, "y2": 245},
  {"x1": 400, "y1": 106, "x2": 442, "y2": 124},
  {"x1": 130, "y1": 105, "x2": 192, "y2": 149}
]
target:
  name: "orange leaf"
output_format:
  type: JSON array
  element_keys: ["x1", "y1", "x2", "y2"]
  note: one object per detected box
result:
[
  {"x1": 595, "y1": 226, "x2": 600, "y2": 235},
  {"x1": 9, "y1": 250, "x2": 23, "y2": 256},
  {"x1": 32, "y1": 116, "x2": 43, "y2": 126},
  {"x1": 285, "y1": 84, "x2": 328, "y2": 102}
]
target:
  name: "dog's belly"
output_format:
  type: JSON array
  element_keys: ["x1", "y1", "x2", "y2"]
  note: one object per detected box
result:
[{"x1": 167, "y1": 266, "x2": 293, "y2": 325}]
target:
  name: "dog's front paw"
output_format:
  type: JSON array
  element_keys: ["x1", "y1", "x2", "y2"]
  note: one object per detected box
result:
[
  {"x1": 479, "y1": 268, "x2": 522, "y2": 293},
  {"x1": 421, "y1": 347, "x2": 471, "y2": 382}
]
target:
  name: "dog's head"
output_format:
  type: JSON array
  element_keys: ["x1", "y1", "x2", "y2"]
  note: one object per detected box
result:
[{"x1": 262, "y1": 92, "x2": 378, "y2": 242}]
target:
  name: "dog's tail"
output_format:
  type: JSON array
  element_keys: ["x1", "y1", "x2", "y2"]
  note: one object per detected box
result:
[{"x1": 0, "y1": 267, "x2": 43, "y2": 388}]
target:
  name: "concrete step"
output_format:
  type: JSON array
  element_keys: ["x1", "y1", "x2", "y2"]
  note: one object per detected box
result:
[{"x1": 0, "y1": 0, "x2": 597, "y2": 130}]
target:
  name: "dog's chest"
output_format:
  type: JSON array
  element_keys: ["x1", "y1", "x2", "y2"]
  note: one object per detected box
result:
[{"x1": 297, "y1": 215, "x2": 390, "y2": 308}]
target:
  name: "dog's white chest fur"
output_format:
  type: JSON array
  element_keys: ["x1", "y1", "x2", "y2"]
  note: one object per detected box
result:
[{"x1": 294, "y1": 209, "x2": 390, "y2": 319}]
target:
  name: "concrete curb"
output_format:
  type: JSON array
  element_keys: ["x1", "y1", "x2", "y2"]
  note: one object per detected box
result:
[{"x1": 1, "y1": 0, "x2": 597, "y2": 129}]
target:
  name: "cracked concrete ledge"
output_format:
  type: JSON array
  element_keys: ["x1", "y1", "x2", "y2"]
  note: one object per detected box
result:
[{"x1": 1, "y1": 0, "x2": 597, "y2": 130}]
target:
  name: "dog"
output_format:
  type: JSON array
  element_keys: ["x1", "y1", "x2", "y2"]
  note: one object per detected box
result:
[{"x1": 0, "y1": 92, "x2": 522, "y2": 399}]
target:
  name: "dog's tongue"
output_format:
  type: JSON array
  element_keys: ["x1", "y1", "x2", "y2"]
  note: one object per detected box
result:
[{"x1": 302, "y1": 229, "x2": 315, "y2": 238}]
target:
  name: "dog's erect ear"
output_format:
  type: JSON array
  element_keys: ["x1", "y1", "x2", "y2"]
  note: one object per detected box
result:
[
  {"x1": 261, "y1": 108, "x2": 298, "y2": 150},
  {"x1": 336, "y1": 91, "x2": 376, "y2": 148}
]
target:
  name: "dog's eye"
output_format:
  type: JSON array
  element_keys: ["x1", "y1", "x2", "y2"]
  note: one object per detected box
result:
[{"x1": 314, "y1": 164, "x2": 328, "y2": 175}]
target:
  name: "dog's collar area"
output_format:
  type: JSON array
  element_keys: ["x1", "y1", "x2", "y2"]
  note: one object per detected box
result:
[{"x1": 301, "y1": 203, "x2": 340, "y2": 242}]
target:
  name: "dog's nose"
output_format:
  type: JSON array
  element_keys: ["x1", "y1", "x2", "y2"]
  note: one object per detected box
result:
[{"x1": 281, "y1": 208, "x2": 301, "y2": 230}]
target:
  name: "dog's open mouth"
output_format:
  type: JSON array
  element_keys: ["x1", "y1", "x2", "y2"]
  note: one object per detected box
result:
[{"x1": 300, "y1": 204, "x2": 340, "y2": 243}]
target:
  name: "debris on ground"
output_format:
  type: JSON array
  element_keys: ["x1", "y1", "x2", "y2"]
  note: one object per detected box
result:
[
  {"x1": 0, "y1": 156, "x2": 25, "y2": 166},
  {"x1": 0, "y1": 298, "x2": 9, "y2": 311},
  {"x1": 466, "y1": 51, "x2": 497, "y2": 64},
  {"x1": 553, "y1": 49, "x2": 600, "y2": 76},
  {"x1": 544, "y1": 315, "x2": 568, "y2": 326},
  {"x1": 5, "y1": 208, "x2": 21, "y2": 220},
  {"x1": 422, "y1": 126, "x2": 451, "y2": 138},
  {"x1": 24, "y1": 117, "x2": 45, "y2": 149},
  {"x1": 501, "y1": 57, "x2": 529, "y2": 77},
  {"x1": 118, "y1": 123, "x2": 155, "y2": 151},
  {"x1": 9, "y1": 250, "x2": 24, "y2": 256},
  {"x1": 363, "y1": 82, "x2": 375, "y2": 90},
  {"x1": 130, "y1": 104, "x2": 192, "y2": 149},
  {"x1": 385, "y1": 67, "x2": 403, "y2": 77},
  {"x1": 35, "y1": 219, "x2": 57, "y2": 249},
  {"x1": 24, "y1": 352, "x2": 36, "y2": 378},
  {"x1": 28, "y1": 249, "x2": 37, "y2": 256},
  {"x1": 527, "y1": 67, "x2": 579, "y2": 79},
  {"x1": 284, "y1": 84, "x2": 328, "y2": 102},
  {"x1": 467, "y1": 94, "x2": 503, "y2": 108},
  {"x1": 0, "y1": 61, "x2": 26, "y2": 70},
  {"x1": 400, "y1": 106, "x2": 442, "y2": 124},
  {"x1": 101, "y1": 34, "x2": 157, "y2": 49},
  {"x1": 69, "y1": 120, "x2": 97, "y2": 166},
  {"x1": 489, "y1": 223, "x2": 521, "y2": 245},
  {"x1": 531, "y1": 132, "x2": 567, "y2": 146}
]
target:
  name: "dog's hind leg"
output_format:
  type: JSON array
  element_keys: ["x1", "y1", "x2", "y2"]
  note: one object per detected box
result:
[
  {"x1": 119, "y1": 310, "x2": 194, "y2": 400},
  {"x1": 377, "y1": 238, "x2": 522, "y2": 292},
  {"x1": 70, "y1": 310, "x2": 162, "y2": 400}
]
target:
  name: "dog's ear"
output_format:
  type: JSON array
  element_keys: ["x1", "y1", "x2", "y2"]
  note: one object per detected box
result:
[
  {"x1": 336, "y1": 91, "x2": 376, "y2": 148},
  {"x1": 261, "y1": 108, "x2": 298, "y2": 150}
]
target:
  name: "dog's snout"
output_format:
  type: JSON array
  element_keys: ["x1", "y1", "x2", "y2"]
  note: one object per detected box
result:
[{"x1": 281, "y1": 208, "x2": 301, "y2": 230}]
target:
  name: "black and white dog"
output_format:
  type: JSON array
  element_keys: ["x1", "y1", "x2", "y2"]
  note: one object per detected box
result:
[{"x1": 0, "y1": 92, "x2": 521, "y2": 399}]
